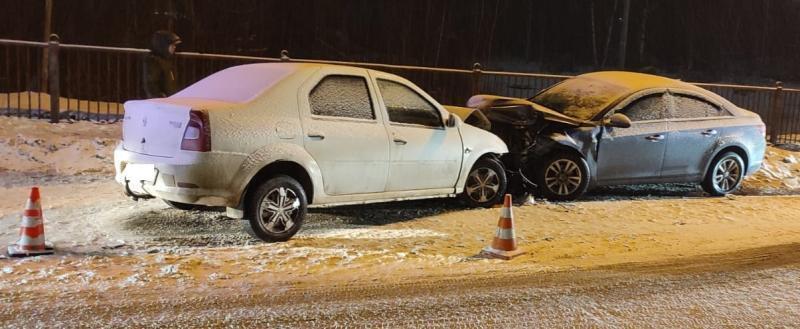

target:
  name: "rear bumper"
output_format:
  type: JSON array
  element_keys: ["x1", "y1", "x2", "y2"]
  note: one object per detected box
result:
[
  {"x1": 113, "y1": 143, "x2": 245, "y2": 206},
  {"x1": 747, "y1": 157, "x2": 763, "y2": 176},
  {"x1": 745, "y1": 139, "x2": 767, "y2": 176}
]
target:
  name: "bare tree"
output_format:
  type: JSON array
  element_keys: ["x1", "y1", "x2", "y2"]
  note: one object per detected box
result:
[
  {"x1": 617, "y1": 0, "x2": 631, "y2": 68},
  {"x1": 637, "y1": 0, "x2": 653, "y2": 65},
  {"x1": 590, "y1": 0, "x2": 598, "y2": 68},
  {"x1": 434, "y1": 1, "x2": 448, "y2": 67},
  {"x1": 600, "y1": 0, "x2": 619, "y2": 68}
]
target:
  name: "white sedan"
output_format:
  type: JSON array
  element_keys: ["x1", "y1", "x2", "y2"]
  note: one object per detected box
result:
[{"x1": 115, "y1": 63, "x2": 508, "y2": 241}]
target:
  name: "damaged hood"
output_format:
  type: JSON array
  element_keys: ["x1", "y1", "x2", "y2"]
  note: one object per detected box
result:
[
  {"x1": 466, "y1": 94, "x2": 595, "y2": 127},
  {"x1": 443, "y1": 105, "x2": 491, "y2": 130}
]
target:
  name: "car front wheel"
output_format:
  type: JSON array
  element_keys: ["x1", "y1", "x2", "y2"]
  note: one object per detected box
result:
[
  {"x1": 702, "y1": 152, "x2": 745, "y2": 196},
  {"x1": 461, "y1": 157, "x2": 507, "y2": 207},
  {"x1": 244, "y1": 175, "x2": 307, "y2": 242},
  {"x1": 535, "y1": 152, "x2": 589, "y2": 201}
]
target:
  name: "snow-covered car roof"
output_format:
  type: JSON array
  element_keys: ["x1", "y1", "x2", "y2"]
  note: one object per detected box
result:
[
  {"x1": 531, "y1": 71, "x2": 726, "y2": 121},
  {"x1": 577, "y1": 71, "x2": 703, "y2": 93},
  {"x1": 171, "y1": 63, "x2": 314, "y2": 103}
]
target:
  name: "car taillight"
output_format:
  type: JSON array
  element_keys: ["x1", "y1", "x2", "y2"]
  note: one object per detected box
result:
[
  {"x1": 181, "y1": 110, "x2": 211, "y2": 152},
  {"x1": 758, "y1": 124, "x2": 766, "y2": 138}
]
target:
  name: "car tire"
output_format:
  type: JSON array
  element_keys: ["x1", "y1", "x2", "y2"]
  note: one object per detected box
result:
[
  {"x1": 163, "y1": 199, "x2": 198, "y2": 211},
  {"x1": 461, "y1": 156, "x2": 507, "y2": 207},
  {"x1": 535, "y1": 152, "x2": 590, "y2": 201},
  {"x1": 702, "y1": 151, "x2": 745, "y2": 196},
  {"x1": 244, "y1": 175, "x2": 307, "y2": 242}
]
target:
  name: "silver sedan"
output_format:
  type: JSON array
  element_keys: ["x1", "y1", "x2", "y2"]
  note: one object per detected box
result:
[{"x1": 461, "y1": 71, "x2": 766, "y2": 200}]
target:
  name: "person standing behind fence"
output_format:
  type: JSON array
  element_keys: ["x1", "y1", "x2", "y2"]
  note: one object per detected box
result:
[{"x1": 143, "y1": 30, "x2": 181, "y2": 98}]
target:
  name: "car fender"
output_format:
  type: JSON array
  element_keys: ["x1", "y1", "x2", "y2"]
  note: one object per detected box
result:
[
  {"x1": 534, "y1": 127, "x2": 602, "y2": 186},
  {"x1": 228, "y1": 142, "x2": 323, "y2": 206},
  {"x1": 455, "y1": 123, "x2": 509, "y2": 191},
  {"x1": 702, "y1": 138, "x2": 752, "y2": 177}
]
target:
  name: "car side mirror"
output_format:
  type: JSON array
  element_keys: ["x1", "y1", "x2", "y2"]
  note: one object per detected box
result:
[
  {"x1": 604, "y1": 113, "x2": 632, "y2": 128},
  {"x1": 446, "y1": 113, "x2": 457, "y2": 127}
]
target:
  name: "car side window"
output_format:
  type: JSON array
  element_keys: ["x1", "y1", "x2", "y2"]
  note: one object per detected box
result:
[
  {"x1": 670, "y1": 94, "x2": 727, "y2": 119},
  {"x1": 620, "y1": 93, "x2": 669, "y2": 121},
  {"x1": 309, "y1": 75, "x2": 375, "y2": 120},
  {"x1": 377, "y1": 79, "x2": 442, "y2": 128}
]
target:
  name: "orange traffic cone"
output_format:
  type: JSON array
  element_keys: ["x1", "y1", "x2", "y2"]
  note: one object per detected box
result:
[
  {"x1": 7, "y1": 187, "x2": 54, "y2": 257},
  {"x1": 480, "y1": 194, "x2": 524, "y2": 260}
]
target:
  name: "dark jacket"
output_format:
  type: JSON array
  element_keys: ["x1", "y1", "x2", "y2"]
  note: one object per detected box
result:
[{"x1": 142, "y1": 31, "x2": 180, "y2": 98}]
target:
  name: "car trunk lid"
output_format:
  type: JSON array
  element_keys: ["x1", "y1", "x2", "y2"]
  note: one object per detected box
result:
[{"x1": 122, "y1": 100, "x2": 193, "y2": 158}]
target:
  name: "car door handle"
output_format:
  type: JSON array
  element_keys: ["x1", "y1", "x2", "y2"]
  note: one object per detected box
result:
[
  {"x1": 645, "y1": 134, "x2": 665, "y2": 141},
  {"x1": 393, "y1": 138, "x2": 407, "y2": 145},
  {"x1": 701, "y1": 129, "x2": 718, "y2": 136},
  {"x1": 307, "y1": 133, "x2": 325, "y2": 140}
]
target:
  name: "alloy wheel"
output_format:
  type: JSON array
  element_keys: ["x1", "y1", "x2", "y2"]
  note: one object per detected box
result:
[
  {"x1": 465, "y1": 167, "x2": 501, "y2": 203},
  {"x1": 713, "y1": 157, "x2": 742, "y2": 193},
  {"x1": 258, "y1": 186, "x2": 300, "y2": 234},
  {"x1": 544, "y1": 159, "x2": 583, "y2": 196}
]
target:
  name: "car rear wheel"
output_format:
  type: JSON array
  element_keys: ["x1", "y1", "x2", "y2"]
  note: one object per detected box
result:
[
  {"x1": 702, "y1": 152, "x2": 744, "y2": 196},
  {"x1": 461, "y1": 157, "x2": 507, "y2": 207},
  {"x1": 244, "y1": 175, "x2": 307, "y2": 242},
  {"x1": 163, "y1": 199, "x2": 198, "y2": 211},
  {"x1": 535, "y1": 152, "x2": 589, "y2": 201}
]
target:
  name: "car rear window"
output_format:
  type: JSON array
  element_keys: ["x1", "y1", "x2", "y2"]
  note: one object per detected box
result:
[
  {"x1": 171, "y1": 64, "x2": 295, "y2": 103},
  {"x1": 670, "y1": 94, "x2": 727, "y2": 118}
]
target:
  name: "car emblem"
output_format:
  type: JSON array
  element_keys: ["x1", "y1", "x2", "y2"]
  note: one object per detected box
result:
[{"x1": 141, "y1": 137, "x2": 146, "y2": 144}]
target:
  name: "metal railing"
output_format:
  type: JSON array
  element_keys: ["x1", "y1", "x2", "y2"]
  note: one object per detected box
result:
[{"x1": 2, "y1": 35, "x2": 800, "y2": 145}]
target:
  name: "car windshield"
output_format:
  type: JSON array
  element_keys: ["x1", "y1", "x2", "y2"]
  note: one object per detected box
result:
[
  {"x1": 530, "y1": 76, "x2": 630, "y2": 120},
  {"x1": 171, "y1": 64, "x2": 296, "y2": 103}
]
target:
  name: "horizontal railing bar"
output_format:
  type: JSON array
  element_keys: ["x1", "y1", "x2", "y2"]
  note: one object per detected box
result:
[
  {"x1": 60, "y1": 43, "x2": 148, "y2": 54},
  {"x1": 5, "y1": 38, "x2": 800, "y2": 92},
  {"x1": 693, "y1": 82, "x2": 800, "y2": 93},
  {"x1": 176, "y1": 51, "x2": 280, "y2": 62},
  {"x1": 5, "y1": 36, "x2": 800, "y2": 132},
  {"x1": 481, "y1": 70, "x2": 572, "y2": 79},
  {"x1": 0, "y1": 39, "x2": 47, "y2": 47},
  {"x1": 289, "y1": 57, "x2": 476, "y2": 74}
]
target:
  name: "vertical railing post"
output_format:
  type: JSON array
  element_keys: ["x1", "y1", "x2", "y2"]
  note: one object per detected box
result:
[
  {"x1": 471, "y1": 62, "x2": 482, "y2": 95},
  {"x1": 48, "y1": 34, "x2": 60, "y2": 123},
  {"x1": 769, "y1": 81, "x2": 784, "y2": 144}
]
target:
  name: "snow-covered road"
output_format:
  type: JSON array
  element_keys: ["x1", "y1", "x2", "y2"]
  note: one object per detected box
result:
[{"x1": 2, "y1": 243, "x2": 799, "y2": 328}]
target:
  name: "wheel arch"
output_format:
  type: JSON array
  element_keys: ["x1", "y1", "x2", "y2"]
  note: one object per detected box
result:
[
  {"x1": 531, "y1": 133, "x2": 596, "y2": 186},
  {"x1": 455, "y1": 151, "x2": 506, "y2": 193},
  {"x1": 228, "y1": 143, "x2": 324, "y2": 210},
  {"x1": 242, "y1": 161, "x2": 315, "y2": 212},
  {"x1": 531, "y1": 143, "x2": 587, "y2": 174},
  {"x1": 704, "y1": 144, "x2": 749, "y2": 179}
]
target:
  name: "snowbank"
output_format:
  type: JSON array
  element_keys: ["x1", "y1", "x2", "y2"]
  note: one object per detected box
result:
[
  {"x1": 741, "y1": 146, "x2": 800, "y2": 194},
  {"x1": 0, "y1": 117, "x2": 119, "y2": 174}
]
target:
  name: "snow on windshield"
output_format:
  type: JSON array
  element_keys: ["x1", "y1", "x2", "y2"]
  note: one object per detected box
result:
[
  {"x1": 532, "y1": 76, "x2": 629, "y2": 121},
  {"x1": 171, "y1": 64, "x2": 296, "y2": 103}
]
